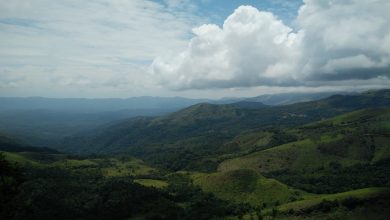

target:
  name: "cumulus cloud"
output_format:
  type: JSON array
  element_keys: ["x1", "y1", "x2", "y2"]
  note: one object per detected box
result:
[{"x1": 153, "y1": 0, "x2": 390, "y2": 90}]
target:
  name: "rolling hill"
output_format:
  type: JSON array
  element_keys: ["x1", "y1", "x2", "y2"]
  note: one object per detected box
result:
[
  {"x1": 219, "y1": 108, "x2": 390, "y2": 174},
  {"x1": 58, "y1": 90, "x2": 390, "y2": 171},
  {"x1": 1, "y1": 90, "x2": 390, "y2": 219}
]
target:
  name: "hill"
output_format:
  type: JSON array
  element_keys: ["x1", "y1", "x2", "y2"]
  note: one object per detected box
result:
[
  {"x1": 0, "y1": 96, "x2": 216, "y2": 147},
  {"x1": 245, "y1": 91, "x2": 355, "y2": 105},
  {"x1": 0, "y1": 96, "x2": 211, "y2": 112},
  {"x1": 190, "y1": 169, "x2": 306, "y2": 206},
  {"x1": 219, "y1": 108, "x2": 390, "y2": 194},
  {"x1": 220, "y1": 108, "x2": 390, "y2": 173},
  {"x1": 2, "y1": 149, "x2": 388, "y2": 220},
  {"x1": 59, "y1": 90, "x2": 390, "y2": 171},
  {"x1": 1, "y1": 91, "x2": 390, "y2": 219},
  {"x1": 0, "y1": 132, "x2": 58, "y2": 153}
]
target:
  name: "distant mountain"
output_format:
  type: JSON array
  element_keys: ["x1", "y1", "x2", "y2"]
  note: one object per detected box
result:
[
  {"x1": 0, "y1": 91, "x2": 352, "y2": 112},
  {"x1": 59, "y1": 89, "x2": 390, "y2": 171},
  {"x1": 230, "y1": 101, "x2": 268, "y2": 109},
  {"x1": 0, "y1": 108, "x2": 177, "y2": 147},
  {"x1": 245, "y1": 91, "x2": 356, "y2": 105},
  {"x1": 0, "y1": 96, "x2": 211, "y2": 112},
  {"x1": 0, "y1": 132, "x2": 58, "y2": 153},
  {"x1": 0, "y1": 96, "x2": 214, "y2": 146}
]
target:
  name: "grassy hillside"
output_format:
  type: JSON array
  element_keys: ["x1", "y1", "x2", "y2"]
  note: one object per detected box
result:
[
  {"x1": 220, "y1": 108, "x2": 390, "y2": 174},
  {"x1": 0, "y1": 150, "x2": 258, "y2": 220},
  {"x1": 60, "y1": 90, "x2": 390, "y2": 172},
  {"x1": 1, "y1": 151, "x2": 156, "y2": 178},
  {"x1": 270, "y1": 188, "x2": 390, "y2": 220},
  {"x1": 219, "y1": 137, "x2": 361, "y2": 173},
  {"x1": 218, "y1": 108, "x2": 390, "y2": 194},
  {"x1": 1, "y1": 151, "x2": 42, "y2": 166},
  {"x1": 1, "y1": 90, "x2": 389, "y2": 219},
  {"x1": 276, "y1": 187, "x2": 389, "y2": 212},
  {"x1": 190, "y1": 169, "x2": 306, "y2": 206},
  {"x1": 2, "y1": 107, "x2": 390, "y2": 219}
]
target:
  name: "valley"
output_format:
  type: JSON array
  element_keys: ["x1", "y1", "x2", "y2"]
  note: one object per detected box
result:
[{"x1": 1, "y1": 90, "x2": 389, "y2": 219}]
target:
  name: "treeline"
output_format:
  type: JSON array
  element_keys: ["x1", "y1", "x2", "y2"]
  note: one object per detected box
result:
[
  {"x1": 265, "y1": 159, "x2": 390, "y2": 194},
  {"x1": 0, "y1": 154, "x2": 252, "y2": 220}
]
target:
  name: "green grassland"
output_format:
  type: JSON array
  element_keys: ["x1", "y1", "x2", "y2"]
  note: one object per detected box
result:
[
  {"x1": 1, "y1": 151, "x2": 42, "y2": 166},
  {"x1": 277, "y1": 187, "x2": 389, "y2": 212},
  {"x1": 98, "y1": 157, "x2": 156, "y2": 177},
  {"x1": 219, "y1": 108, "x2": 390, "y2": 174},
  {"x1": 134, "y1": 179, "x2": 168, "y2": 188},
  {"x1": 190, "y1": 169, "x2": 307, "y2": 206},
  {"x1": 219, "y1": 137, "x2": 361, "y2": 173},
  {"x1": 1, "y1": 151, "x2": 158, "y2": 181},
  {"x1": 268, "y1": 187, "x2": 390, "y2": 220}
]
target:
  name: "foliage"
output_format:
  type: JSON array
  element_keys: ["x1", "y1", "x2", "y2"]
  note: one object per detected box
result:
[{"x1": 265, "y1": 159, "x2": 390, "y2": 194}]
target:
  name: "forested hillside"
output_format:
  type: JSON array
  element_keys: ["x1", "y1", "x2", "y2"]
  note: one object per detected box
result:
[
  {"x1": 1, "y1": 90, "x2": 390, "y2": 219},
  {"x1": 60, "y1": 90, "x2": 390, "y2": 171}
]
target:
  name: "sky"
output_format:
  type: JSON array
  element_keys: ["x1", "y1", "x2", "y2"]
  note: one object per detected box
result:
[{"x1": 0, "y1": 0, "x2": 389, "y2": 98}]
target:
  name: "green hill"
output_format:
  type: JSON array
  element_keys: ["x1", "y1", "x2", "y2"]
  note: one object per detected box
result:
[
  {"x1": 1, "y1": 90, "x2": 390, "y2": 219},
  {"x1": 190, "y1": 169, "x2": 307, "y2": 206},
  {"x1": 271, "y1": 187, "x2": 390, "y2": 220},
  {"x1": 219, "y1": 108, "x2": 390, "y2": 194},
  {"x1": 59, "y1": 90, "x2": 390, "y2": 171},
  {"x1": 220, "y1": 108, "x2": 390, "y2": 173},
  {"x1": 276, "y1": 187, "x2": 389, "y2": 213}
]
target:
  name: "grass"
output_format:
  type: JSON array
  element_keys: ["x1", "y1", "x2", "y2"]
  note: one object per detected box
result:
[
  {"x1": 371, "y1": 136, "x2": 390, "y2": 162},
  {"x1": 99, "y1": 158, "x2": 155, "y2": 177},
  {"x1": 218, "y1": 109, "x2": 390, "y2": 174},
  {"x1": 52, "y1": 159, "x2": 98, "y2": 168},
  {"x1": 2, "y1": 151, "x2": 156, "y2": 179},
  {"x1": 134, "y1": 179, "x2": 168, "y2": 189},
  {"x1": 191, "y1": 169, "x2": 307, "y2": 206},
  {"x1": 276, "y1": 187, "x2": 389, "y2": 212},
  {"x1": 218, "y1": 135, "x2": 360, "y2": 174},
  {"x1": 1, "y1": 151, "x2": 41, "y2": 166},
  {"x1": 228, "y1": 131, "x2": 273, "y2": 151}
]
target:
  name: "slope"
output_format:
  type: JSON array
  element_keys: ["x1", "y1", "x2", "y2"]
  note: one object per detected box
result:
[
  {"x1": 219, "y1": 108, "x2": 390, "y2": 173},
  {"x1": 190, "y1": 169, "x2": 307, "y2": 206},
  {"x1": 58, "y1": 90, "x2": 390, "y2": 171}
]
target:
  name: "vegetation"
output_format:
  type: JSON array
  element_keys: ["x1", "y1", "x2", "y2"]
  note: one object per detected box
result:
[
  {"x1": 1, "y1": 90, "x2": 390, "y2": 219},
  {"x1": 0, "y1": 152, "x2": 251, "y2": 220},
  {"x1": 59, "y1": 90, "x2": 390, "y2": 172},
  {"x1": 190, "y1": 169, "x2": 306, "y2": 206},
  {"x1": 265, "y1": 159, "x2": 390, "y2": 194}
]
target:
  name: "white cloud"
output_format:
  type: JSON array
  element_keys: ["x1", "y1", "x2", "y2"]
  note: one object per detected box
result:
[
  {"x1": 0, "y1": 0, "x2": 201, "y2": 97},
  {"x1": 298, "y1": 0, "x2": 390, "y2": 81},
  {"x1": 153, "y1": 6, "x2": 299, "y2": 89},
  {"x1": 153, "y1": 0, "x2": 390, "y2": 90},
  {"x1": 1, "y1": 0, "x2": 389, "y2": 98}
]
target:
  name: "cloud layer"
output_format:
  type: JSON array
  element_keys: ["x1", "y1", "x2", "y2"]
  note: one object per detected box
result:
[
  {"x1": 153, "y1": 0, "x2": 390, "y2": 90},
  {"x1": 0, "y1": 0, "x2": 200, "y2": 97}
]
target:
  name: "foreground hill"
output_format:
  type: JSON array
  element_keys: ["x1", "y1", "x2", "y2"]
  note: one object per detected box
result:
[
  {"x1": 220, "y1": 108, "x2": 390, "y2": 173},
  {"x1": 218, "y1": 108, "x2": 390, "y2": 194},
  {"x1": 59, "y1": 90, "x2": 390, "y2": 171},
  {"x1": 190, "y1": 169, "x2": 307, "y2": 206},
  {"x1": 1, "y1": 149, "x2": 389, "y2": 220}
]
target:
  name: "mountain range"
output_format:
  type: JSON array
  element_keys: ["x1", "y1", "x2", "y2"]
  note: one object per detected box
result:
[{"x1": 1, "y1": 89, "x2": 390, "y2": 219}]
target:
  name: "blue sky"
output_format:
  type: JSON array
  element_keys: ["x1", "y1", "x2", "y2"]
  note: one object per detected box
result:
[
  {"x1": 197, "y1": 0, "x2": 301, "y2": 24},
  {"x1": 0, "y1": 0, "x2": 389, "y2": 98},
  {"x1": 156, "y1": 0, "x2": 302, "y2": 25}
]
